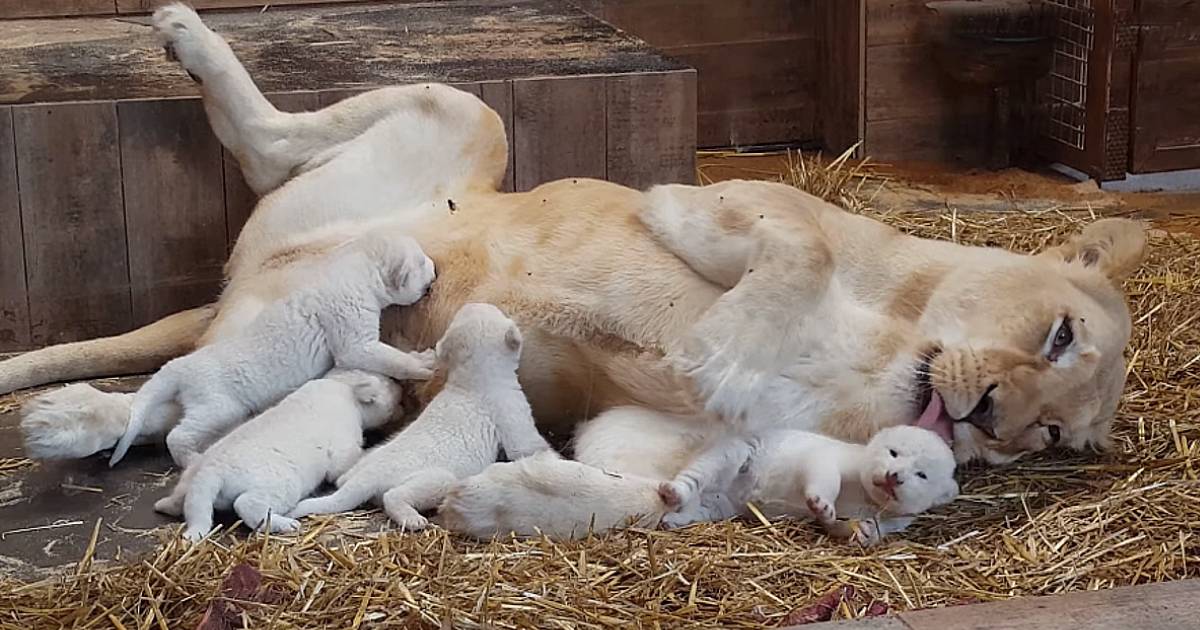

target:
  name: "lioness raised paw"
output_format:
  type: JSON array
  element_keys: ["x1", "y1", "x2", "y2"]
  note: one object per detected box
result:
[{"x1": 152, "y1": 3, "x2": 230, "y2": 83}]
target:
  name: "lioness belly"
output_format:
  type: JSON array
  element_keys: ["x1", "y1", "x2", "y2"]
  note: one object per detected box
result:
[{"x1": 385, "y1": 179, "x2": 721, "y2": 430}]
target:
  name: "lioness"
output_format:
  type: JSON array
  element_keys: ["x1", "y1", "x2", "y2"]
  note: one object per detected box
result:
[{"x1": 6, "y1": 4, "x2": 1143, "y2": 522}]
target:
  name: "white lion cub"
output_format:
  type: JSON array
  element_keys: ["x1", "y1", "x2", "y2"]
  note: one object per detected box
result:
[
  {"x1": 109, "y1": 228, "x2": 436, "y2": 468},
  {"x1": 676, "y1": 425, "x2": 960, "y2": 545},
  {"x1": 153, "y1": 369, "x2": 402, "y2": 542},
  {"x1": 288, "y1": 303, "x2": 551, "y2": 530}
]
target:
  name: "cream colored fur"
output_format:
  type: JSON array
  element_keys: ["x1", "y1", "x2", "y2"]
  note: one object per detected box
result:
[
  {"x1": 2, "y1": 6, "x2": 1145, "y2": 537},
  {"x1": 153, "y1": 369, "x2": 402, "y2": 542},
  {"x1": 289, "y1": 303, "x2": 550, "y2": 530}
]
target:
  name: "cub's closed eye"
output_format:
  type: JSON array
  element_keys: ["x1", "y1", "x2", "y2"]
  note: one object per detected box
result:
[
  {"x1": 889, "y1": 449, "x2": 898, "y2": 458},
  {"x1": 916, "y1": 472, "x2": 927, "y2": 479}
]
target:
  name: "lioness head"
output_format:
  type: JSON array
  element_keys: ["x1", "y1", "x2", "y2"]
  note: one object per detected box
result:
[{"x1": 913, "y1": 218, "x2": 1146, "y2": 464}]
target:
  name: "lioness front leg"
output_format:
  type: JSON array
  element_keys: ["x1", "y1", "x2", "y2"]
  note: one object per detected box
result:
[{"x1": 640, "y1": 181, "x2": 836, "y2": 425}]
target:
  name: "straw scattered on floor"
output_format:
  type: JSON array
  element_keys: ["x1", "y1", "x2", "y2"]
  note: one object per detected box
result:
[{"x1": 2, "y1": 153, "x2": 1198, "y2": 628}]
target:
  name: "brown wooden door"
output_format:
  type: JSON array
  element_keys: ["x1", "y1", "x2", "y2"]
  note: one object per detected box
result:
[
  {"x1": 1036, "y1": 0, "x2": 1136, "y2": 181},
  {"x1": 1129, "y1": 0, "x2": 1200, "y2": 173}
]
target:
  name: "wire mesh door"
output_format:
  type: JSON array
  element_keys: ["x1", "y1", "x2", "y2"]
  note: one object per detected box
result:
[{"x1": 1035, "y1": 0, "x2": 1135, "y2": 181}]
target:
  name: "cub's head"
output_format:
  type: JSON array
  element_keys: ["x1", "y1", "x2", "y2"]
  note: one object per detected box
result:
[
  {"x1": 327, "y1": 369, "x2": 404, "y2": 429},
  {"x1": 861, "y1": 426, "x2": 959, "y2": 515},
  {"x1": 359, "y1": 231, "x2": 436, "y2": 306},
  {"x1": 436, "y1": 302, "x2": 523, "y2": 372},
  {"x1": 911, "y1": 218, "x2": 1146, "y2": 464}
]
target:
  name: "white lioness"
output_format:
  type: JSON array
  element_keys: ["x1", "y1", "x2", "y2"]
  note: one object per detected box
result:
[
  {"x1": 153, "y1": 368, "x2": 402, "y2": 542},
  {"x1": 108, "y1": 228, "x2": 436, "y2": 468},
  {"x1": 289, "y1": 302, "x2": 550, "y2": 530},
  {"x1": 2, "y1": 5, "x2": 1145, "y2": 539}
]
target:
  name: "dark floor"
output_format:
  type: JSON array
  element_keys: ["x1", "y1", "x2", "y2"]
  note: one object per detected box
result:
[{"x1": 0, "y1": 376, "x2": 183, "y2": 580}]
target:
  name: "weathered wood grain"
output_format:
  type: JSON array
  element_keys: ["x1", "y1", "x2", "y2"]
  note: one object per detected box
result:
[
  {"x1": 512, "y1": 76, "x2": 607, "y2": 191},
  {"x1": 120, "y1": 98, "x2": 227, "y2": 327},
  {"x1": 223, "y1": 91, "x2": 321, "y2": 249},
  {"x1": 606, "y1": 71, "x2": 696, "y2": 189},
  {"x1": 0, "y1": 0, "x2": 114, "y2": 19},
  {"x1": 0, "y1": 106, "x2": 29, "y2": 351},
  {"x1": 13, "y1": 102, "x2": 132, "y2": 346},
  {"x1": 818, "y1": 0, "x2": 865, "y2": 155},
  {"x1": 480, "y1": 80, "x2": 516, "y2": 192}
]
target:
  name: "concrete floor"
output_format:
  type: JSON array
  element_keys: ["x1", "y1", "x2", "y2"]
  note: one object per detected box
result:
[{"x1": 0, "y1": 376, "x2": 187, "y2": 580}]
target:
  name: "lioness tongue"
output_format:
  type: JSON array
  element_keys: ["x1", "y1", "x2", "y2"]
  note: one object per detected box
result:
[{"x1": 914, "y1": 391, "x2": 953, "y2": 444}]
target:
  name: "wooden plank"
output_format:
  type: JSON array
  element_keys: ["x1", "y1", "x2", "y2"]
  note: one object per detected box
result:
[
  {"x1": 866, "y1": 0, "x2": 932, "y2": 47},
  {"x1": 0, "y1": 0, "x2": 114, "y2": 19},
  {"x1": 13, "y1": 102, "x2": 132, "y2": 346},
  {"x1": 0, "y1": 106, "x2": 29, "y2": 351},
  {"x1": 114, "y1": 0, "x2": 374, "y2": 13},
  {"x1": 480, "y1": 80, "x2": 516, "y2": 192},
  {"x1": 512, "y1": 76, "x2": 607, "y2": 191},
  {"x1": 605, "y1": 71, "x2": 696, "y2": 189},
  {"x1": 120, "y1": 98, "x2": 226, "y2": 327},
  {"x1": 663, "y1": 38, "x2": 819, "y2": 147},
  {"x1": 224, "y1": 91, "x2": 321, "y2": 249},
  {"x1": 1131, "y1": 50, "x2": 1200, "y2": 173},
  {"x1": 817, "y1": 0, "x2": 865, "y2": 154},
  {"x1": 897, "y1": 579, "x2": 1200, "y2": 630},
  {"x1": 865, "y1": 43, "x2": 989, "y2": 123},
  {"x1": 596, "y1": 0, "x2": 817, "y2": 49},
  {"x1": 865, "y1": 117, "x2": 987, "y2": 164}
]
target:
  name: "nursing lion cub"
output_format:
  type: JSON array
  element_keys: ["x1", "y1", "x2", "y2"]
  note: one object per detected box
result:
[{"x1": 4, "y1": 4, "x2": 1144, "y2": 537}]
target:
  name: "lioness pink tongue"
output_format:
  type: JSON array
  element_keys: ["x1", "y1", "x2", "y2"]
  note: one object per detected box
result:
[{"x1": 914, "y1": 391, "x2": 953, "y2": 444}]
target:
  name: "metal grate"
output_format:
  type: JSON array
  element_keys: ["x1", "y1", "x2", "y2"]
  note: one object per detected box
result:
[{"x1": 1038, "y1": 0, "x2": 1094, "y2": 150}]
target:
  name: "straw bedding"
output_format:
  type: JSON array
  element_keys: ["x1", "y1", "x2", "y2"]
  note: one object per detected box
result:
[{"x1": 2, "y1": 153, "x2": 1198, "y2": 628}]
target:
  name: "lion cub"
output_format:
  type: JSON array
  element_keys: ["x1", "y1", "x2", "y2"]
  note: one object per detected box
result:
[
  {"x1": 669, "y1": 425, "x2": 960, "y2": 545},
  {"x1": 153, "y1": 369, "x2": 401, "y2": 542},
  {"x1": 109, "y1": 229, "x2": 436, "y2": 468},
  {"x1": 288, "y1": 303, "x2": 552, "y2": 530}
]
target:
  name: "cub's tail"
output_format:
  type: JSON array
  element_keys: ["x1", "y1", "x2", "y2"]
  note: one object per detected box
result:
[
  {"x1": 437, "y1": 451, "x2": 667, "y2": 540},
  {"x1": 108, "y1": 367, "x2": 181, "y2": 466}
]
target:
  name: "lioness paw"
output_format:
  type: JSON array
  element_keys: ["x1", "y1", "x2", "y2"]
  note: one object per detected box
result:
[
  {"x1": 846, "y1": 519, "x2": 881, "y2": 547},
  {"x1": 152, "y1": 4, "x2": 225, "y2": 81},
  {"x1": 657, "y1": 480, "x2": 692, "y2": 510}
]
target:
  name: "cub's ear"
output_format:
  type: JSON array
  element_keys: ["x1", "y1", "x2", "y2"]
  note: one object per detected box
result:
[
  {"x1": 504, "y1": 324, "x2": 523, "y2": 353},
  {"x1": 1040, "y1": 218, "x2": 1147, "y2": 283},
  {"x1": 353, "y1": 380, "x2": 381, "y2": 406}
]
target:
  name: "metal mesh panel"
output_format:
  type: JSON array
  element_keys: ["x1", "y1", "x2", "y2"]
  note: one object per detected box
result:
[{"x1": 1038, "y1": 0, "x2": 1094, "y2": 150}]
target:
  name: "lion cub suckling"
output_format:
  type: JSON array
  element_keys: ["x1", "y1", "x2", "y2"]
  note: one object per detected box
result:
[
  {"x1": 288, "y1": 303, "x2": 552, "y2": 530},
  {"x1": 108, "y1": 229, "x2": 437, "y2": 468},
  {"x1": 666, "y1": 425, "x2": 961, "y2": 545},
  {"x1": 153, "y1": 369, "x2": 402, "y2": 542}
]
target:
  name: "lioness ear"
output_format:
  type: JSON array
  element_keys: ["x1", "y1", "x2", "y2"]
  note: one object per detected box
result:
[
  {"x1": 1041, "y1": 218, "x2": 1147, "y2": 283},
  {"x1": 504, "y1": 324, "x2": 523, "y2": 353}
]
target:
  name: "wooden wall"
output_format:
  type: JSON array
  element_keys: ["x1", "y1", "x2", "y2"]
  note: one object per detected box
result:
[
  {"x1": 0, "y1": 0, "x2": 373, "y2": 19},
  {"x1": 862, "y1": 0, "x2": 990, "y2": 164},
  {"x1": 0, "y1": 73, "x2": 695, "y2": 351},
  {"x1": 580, "y1": 0, "x2": 820, "y2": 148},
  {"x1": 1130, "y1": 0, "x2": 1200, "y2": 174}
]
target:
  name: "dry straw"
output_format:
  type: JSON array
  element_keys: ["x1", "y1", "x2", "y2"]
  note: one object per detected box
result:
[{"x1": 2, "y1": 153, "x2": 1198, "y2": 628}]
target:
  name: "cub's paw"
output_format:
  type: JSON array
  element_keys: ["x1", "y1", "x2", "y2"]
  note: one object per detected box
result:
[
  {"x1": 151, "y1": 3, "x2": 225, "y2": 81},
  {"x1": 391, "y1": 513, "x2": 430, "y2": 532},
  {"x1": 182, "y1": 525, "x2": 211, "y2": 544},
  {"x1": 805, "y1": 495, "x2": 836, "y2": 524},
  {"x1": 657, "y1": 480, "x2": 693, "y2": 511},
  {"x1": 154, "y1": 495, "x2": 184, "y2": 517},
  {"x1": 260, "y1": 514, "x2": 302, "y2": 535}
]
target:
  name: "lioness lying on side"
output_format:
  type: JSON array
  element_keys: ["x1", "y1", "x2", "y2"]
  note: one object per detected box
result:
[{"x1": 3, "y1": 4, "x2": 1145, "y2": 538}]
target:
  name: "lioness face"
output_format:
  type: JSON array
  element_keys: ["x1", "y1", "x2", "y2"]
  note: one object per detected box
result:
[{"x1": 915, "y1": 219, "x2": 1146, "y2": 464}]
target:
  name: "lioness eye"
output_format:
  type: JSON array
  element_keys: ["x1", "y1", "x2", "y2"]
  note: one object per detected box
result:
[
  {"x1": 916, "y1": 472, "x2": 927, "y2": 479},
  {"x1": 1048, "y1": 317, "x2": 1074, "y2": 360},
  {"x1": 889, "y1": 449, "x2": 898, "y2": 458}
]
